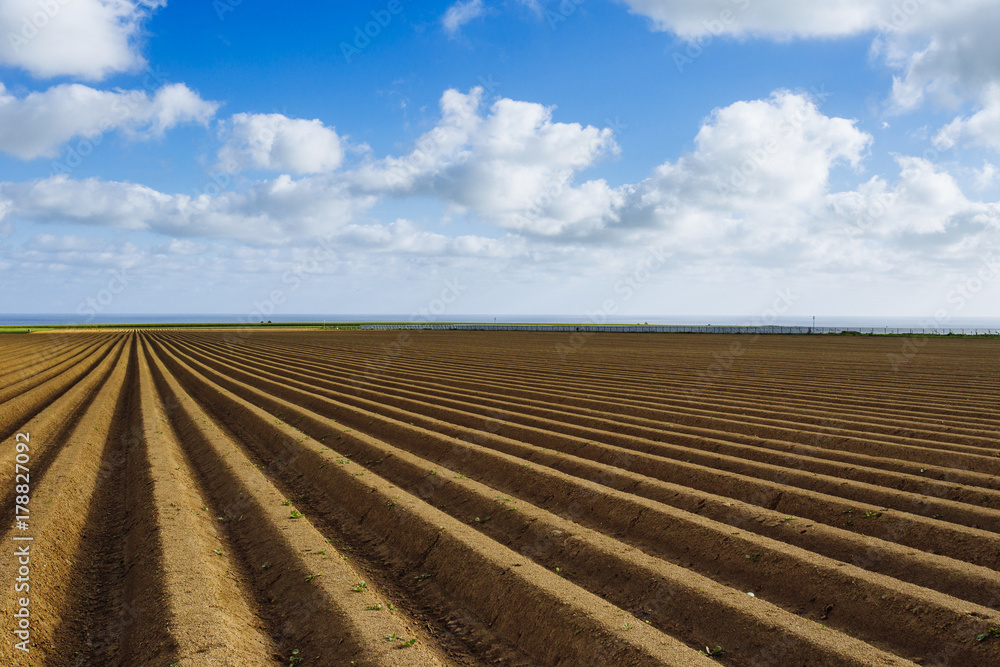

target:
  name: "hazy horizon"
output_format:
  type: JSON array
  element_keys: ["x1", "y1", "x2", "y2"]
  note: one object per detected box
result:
[{"x1": 5, "y1": 313, "x2": 1000, "y2": 330}]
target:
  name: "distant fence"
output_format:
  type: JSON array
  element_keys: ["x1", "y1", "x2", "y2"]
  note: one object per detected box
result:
[{"x1": 358, "y1": 324, "x2": 999, "y2": 336}]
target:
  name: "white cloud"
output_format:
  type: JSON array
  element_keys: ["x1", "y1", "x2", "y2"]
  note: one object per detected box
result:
[
  {"x1": 618, "y1": 0, "x2": 883, "y2": 39},
  {"x1": 14, "y1": 234, "x2": 143, "y2": 274},
  {"x1": 355, "y1": 87, "x2": 621, "y2": 236},
  {"x1": 622, "y1": 91, "x2": 871, "y2": 233},
  {"x1": 825, "y1": 157, "x2": 981, "y2": 237},
  {"x1": 0, "y1": 174, "x2": 376, "y2": 243},
  {"x1": 878, "y1": 0, "x2": 1000, "y2": 110},
  {"x1": 218, "y1": 113, "x2": 345, "y2": 175},
  {"x1": 606, "y1": 92, "x2": 1000, "y2": 273},
  {"x1": 160, "y1": 238, "x2": 206, "y2": 255},
  {"x1": 619, "y1": 0, "x2": 1000, "y2": 113},
  {"x1": 442, "y1": 0, "x2": 485, "y2": 35},
  {"x1": 1, "y1": 86, "x2": 997, "y2": 282},
  {"x1": 0, "y1": 81, "x2": 218, "y2": 160},
  {"x1": 338, "y1": 218, "x2": 525, "y2": 257},
  {"x1": 517, "y1": 0, "x2": 543, "y2": 16},
  {"x1": 973, "y1": 162, "x2": 999, "y2": 191},
  {"x1": 352, "y1": 87, "x2": 484, "y2": 192},
  {"x1": 147, "y1": 83, "x2": 219, "y2": 136},
  {"x1": 934, "y1": 85, "x2": 1000, "y2": 152},
  {"x1": 0, "y1": 0, "x2": 164, "y2": 80},
  {"x1": 0, "y1": 87, "x2": 623, "y2": 242}
]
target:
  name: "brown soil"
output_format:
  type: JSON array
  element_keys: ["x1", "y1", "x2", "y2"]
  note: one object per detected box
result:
[{"x1": 0, "y1": 329, "x2": 997, "y2": 666}]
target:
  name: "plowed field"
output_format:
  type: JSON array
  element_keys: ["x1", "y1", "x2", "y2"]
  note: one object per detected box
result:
[{"x1": 1, "y1": 329, "x2": 998, "y2": 666}]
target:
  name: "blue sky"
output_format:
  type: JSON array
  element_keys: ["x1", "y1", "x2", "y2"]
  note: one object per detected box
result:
[{"x1": 1, "y1": 0, "x2": 998, "y2": 321}]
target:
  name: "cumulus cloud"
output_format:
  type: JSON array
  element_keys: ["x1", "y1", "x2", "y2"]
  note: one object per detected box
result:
[
  {"x1": 825, "y1": 157, "x2": 985, "y2": 238},
  {"x1": 972, "y1": 162, "x2": 999, "y2": 191},
  {"x1": 146, "y1": 83, "x2": 219, "y2": 136},
  {"x1": 218, "y1": 113, "x2": 345, "y2": 175},
  {"x1": 0, "y1": 87, "x2": 623, "y2": 241},
  {"x1": 351, "y1": 88, "x2": 483, "y2": 192},
  {"x1": 618, "y1": 0, "x2": 883, "y2": 39},
  {"x1": 0, "y1": 0, "x2": 164, "y2": 80},
  {"x1": 0, "y1": 81, "x2": 218, "y2": 160},
  {"x1": 934, "y1": 85, "x2": 1000, "y2": 152},
  {"x1": 338, "y1": 218, "x2": 526, "y2": 257},
  {"x1": 0, "y1": 174, "x2": 376, "y2": 243},
  {"x1": 878, "y1": 0, "x2": 1000, "y2": 110},
  {"x1": 603, "y1": 91, "x2": 1000, "y2": 272},
  {"x1": 619, "y1": 90, "x2": 872, "y2": 244},
  {"x1": 677, "y1": 91, "x2": 868, "y2": 205},
  {"x1": 1, "y1": 86, "x2": 997, "y2": 278},
  {"x1": 9, "y1": 234, "x2": 175, "y2": 274},
  {"x1": 619, "y1": 0, "x2": 1000, "y2": 116},
  {"x1": 355, "y1": 87, "x2": 621, "y2": 236},
  {"x1": 442, "y1": 0, "x2": 486, "y2": 35}
]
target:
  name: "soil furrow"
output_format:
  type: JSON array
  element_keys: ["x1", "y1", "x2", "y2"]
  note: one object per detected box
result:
[
  {"x1": 208, "y1": 335, "x2": 1000, "y2": 446},
  {"x1": 182, "y1": 336, "x2": 1000, "y2": 507},
  {"x1": 150, "y1": 334, "x2": 714, "y2": 666},
  {"x1": 143, "y1": 335, "x2": 449, "y2": 667},
  {"x1": 0, "y1": 336, "x2": 121, "y2": 443},
  {"x1": 0, "y1": 338, "x2": 128, "y2": 535},
  {"x1": 154, "y1": 334, "x2": 1000, "y2": 664},
  {"x1": 161, "y1": 335, "x2": 1000, "y2": 568},
  {"x1": 0, "y1": 336, "x2": 137, "y2": 665},
  {"x1": 3, "y1": 329, "x2": 996, "y2": 666}
]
